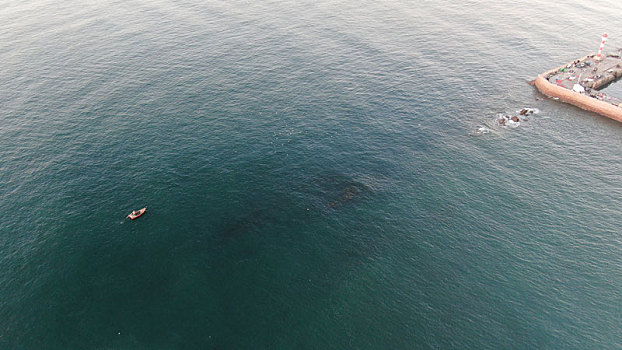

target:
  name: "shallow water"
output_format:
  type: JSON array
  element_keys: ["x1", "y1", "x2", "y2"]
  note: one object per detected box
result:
[{"x1": 1, "y1": 0, "x2": 621, "y2": 349}]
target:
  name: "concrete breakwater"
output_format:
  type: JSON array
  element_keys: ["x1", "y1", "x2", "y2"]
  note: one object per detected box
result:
[{"x1": 534, "y1": 51, "x2": 622, "y2": 123}]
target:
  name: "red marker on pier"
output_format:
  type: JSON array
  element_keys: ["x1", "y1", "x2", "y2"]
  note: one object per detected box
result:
[{"x1": 596, "y1": 33, "x2": 607, "y2": 60}]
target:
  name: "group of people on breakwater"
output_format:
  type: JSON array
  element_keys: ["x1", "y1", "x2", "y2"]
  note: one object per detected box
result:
[{"x1": 544, "y1": 52, "x2": 622, "y2": 107}]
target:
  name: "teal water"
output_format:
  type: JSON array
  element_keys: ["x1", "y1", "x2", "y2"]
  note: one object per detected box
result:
[{"x1": 1, "y1": 1, "x2": 621, "y2": 348}]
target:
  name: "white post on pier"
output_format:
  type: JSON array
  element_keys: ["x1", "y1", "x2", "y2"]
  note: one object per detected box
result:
[{"x1": 596, "y1": 33, "x2": 608, "y2": 60}]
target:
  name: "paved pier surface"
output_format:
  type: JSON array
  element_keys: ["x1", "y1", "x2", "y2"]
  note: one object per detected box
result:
[
  {"x1": 535, "y1": 50, "x2": 622, "y2": 122},
  {"x1": 543, "y1": 50, "x2": 622, "y2": 106}
]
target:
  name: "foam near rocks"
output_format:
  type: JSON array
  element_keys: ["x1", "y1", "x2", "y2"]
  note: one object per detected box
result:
[{"x1": 475, "y1": 126, "x2": 490, "y2": 134}]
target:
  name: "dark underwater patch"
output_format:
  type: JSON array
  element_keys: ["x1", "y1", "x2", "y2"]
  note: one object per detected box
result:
[{"x1": 312, "y1": 173, "x2": 373, "y2": 211}]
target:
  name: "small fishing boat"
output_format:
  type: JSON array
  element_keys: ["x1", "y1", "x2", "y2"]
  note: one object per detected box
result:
[{"x1": 128, "y1": 207, "x2": 146, "y2": 220}]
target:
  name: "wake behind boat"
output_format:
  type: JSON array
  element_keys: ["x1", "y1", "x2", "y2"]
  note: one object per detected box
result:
[{"x1": 128, "y1": 207, "x2": 146, "y2": 220}]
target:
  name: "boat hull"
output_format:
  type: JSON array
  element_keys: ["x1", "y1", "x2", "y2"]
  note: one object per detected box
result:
[{"x1": 128, "y1": 208, "x2": 147, "y2": 220}]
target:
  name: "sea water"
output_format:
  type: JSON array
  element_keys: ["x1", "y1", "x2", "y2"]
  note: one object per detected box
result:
[{"x1": 1, "y1": 0, "x2": 621, "y2": 348}]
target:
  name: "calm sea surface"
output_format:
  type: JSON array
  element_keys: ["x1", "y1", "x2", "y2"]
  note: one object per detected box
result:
[{"x1": 1, "y1": 1, "x2": 621, "y2": 349}]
